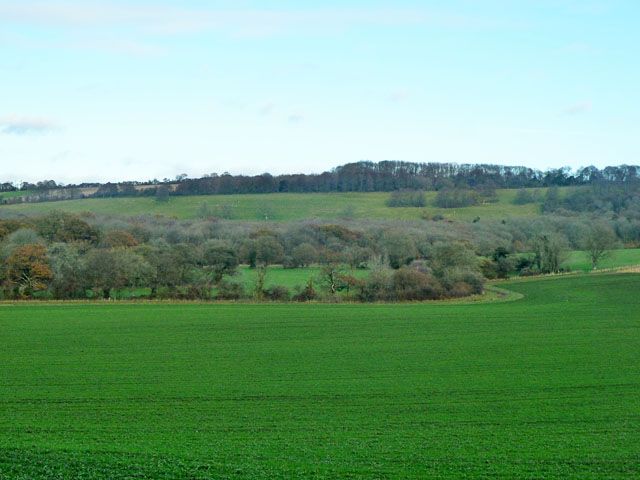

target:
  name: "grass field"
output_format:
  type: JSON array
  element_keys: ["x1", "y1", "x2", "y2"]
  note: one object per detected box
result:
[
  {"x1": 235, "y1": 265, "x2": 367, "y2": 291},
  {"x1": 1, "y1": 273, "x2": 639, "y2": 478},
  {"x1": 0, "y1": 189, "x2": 546, "y2": 221},
  {"x1": 106, "y1": 266, "x2": 367, "y2": 300},
  {"x1": 564, "y1": 248, "x2": 640, "y2": 272},
  {"x1": 0, "y1": 190, "x2": 31, "y2": 200}
]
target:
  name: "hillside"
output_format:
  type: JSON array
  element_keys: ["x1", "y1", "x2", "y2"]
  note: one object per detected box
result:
[{"x1": 0, "y1": 188, "x2": 548, "y2": 221}]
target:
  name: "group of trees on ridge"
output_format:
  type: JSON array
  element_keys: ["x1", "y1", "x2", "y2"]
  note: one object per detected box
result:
[{"x1": 2, "y1": 161, "x2": 640, "y2": 204}]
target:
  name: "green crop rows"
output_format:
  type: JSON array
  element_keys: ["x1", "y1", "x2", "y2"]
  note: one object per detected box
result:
[{"x1": 1, "y1": 273, "x2": 639, "y2": 478}]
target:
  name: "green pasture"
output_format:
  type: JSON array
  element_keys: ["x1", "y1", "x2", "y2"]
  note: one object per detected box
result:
[
  {"x1": 0, "y1": 190, "x2": 31, "y2": 200},
  {"x1": 564, "y1": 248, "x2": 640, "y2": 272},
  {"x1": 104, "y1": 266, "x2": 366, "y2": 300},
  {"x1": 234, "y1": 265, "x2": 367, "y2": 291},
  {"x1": 1, "y1": 273, "x2": 639, "y2": 478},
  {"x1": 0, "y1": 189, "x2": 544, "y2": 221}
]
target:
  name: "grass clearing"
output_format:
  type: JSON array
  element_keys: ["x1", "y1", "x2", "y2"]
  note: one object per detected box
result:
[
  {"x1": 564, "y1": 248, "x2": 640, "y2": 272},
  {"x1": 0, "y1": 190, "x2": 31, "y2": 200},
  {"x1": 234, "y1": 265, "x2": 368, "y2": 291},
  {"x1": 0, "y1": 189, "x2": 545, "y2": 221},
  {"x1": 1, "y1": 273, "x2": 639, "y2": 478}
]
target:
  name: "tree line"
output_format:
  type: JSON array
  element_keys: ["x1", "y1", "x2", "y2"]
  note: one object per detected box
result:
[{"x1": 3, "y1": 161, "x2": 639, "y2": 204}]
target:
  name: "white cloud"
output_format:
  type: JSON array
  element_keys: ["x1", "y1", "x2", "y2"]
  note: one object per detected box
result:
[
  {"x1": 0, "y1": 116, "x2": 59, "y2": 135},
  {"x1": 258, "y1": 102, "x2": 276, "y2": 116},
  {"x1": 287, "y1": 113, "x2": 304, "y2": 124},
  {"x1": 388, "y1": 89, "x2": 410, "y2": 103},
  {"x1": 561, "y1": 42, "x2": 601, "y2": 55},
  {"x1": 563, "y1": 102, "x2": 592, "y2": 116},
  {"x1": 0, "y1": 2, "x2": 509, "y2": 38}
]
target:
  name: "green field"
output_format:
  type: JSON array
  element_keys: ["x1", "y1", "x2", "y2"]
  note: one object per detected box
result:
[
  {"x1": 2, "y1": 273, "x2": 639, "y2": 478},
  {"x1": 0, "y1": 189, "x2": 544, "y2": 221},
  {"x1": 564, "y1": 248, "x2": 640, "y2": 272},
  {"x1": 0, "y1": 190, "x2": 31, "y2": 200},
  {"x1": 106, "y1": 266, "x2": 366, "y2": 300},
  {"x1": 235, "y1": 265, "x2": 367, "y2": 291}
]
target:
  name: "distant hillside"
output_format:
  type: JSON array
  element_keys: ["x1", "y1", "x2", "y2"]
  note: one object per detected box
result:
[
  {"x1": 1, "y1": 161, "x2": 638, "y2": 206},
  {"x1": 0, "y1": 189, "x2": 547, "y2": 221}
]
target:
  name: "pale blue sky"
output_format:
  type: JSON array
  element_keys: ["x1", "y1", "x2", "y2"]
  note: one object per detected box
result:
[{"x1": 1, "y1": 0, "x2": 638, "y2": 183}]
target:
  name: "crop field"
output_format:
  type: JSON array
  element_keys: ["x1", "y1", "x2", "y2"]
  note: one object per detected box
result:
[
  {"x1": 0, "y1": 188, "x2": 547, "y2": 221},
  {"x1": 1, "y1": 273, "x2": 639, "y2": 478}
]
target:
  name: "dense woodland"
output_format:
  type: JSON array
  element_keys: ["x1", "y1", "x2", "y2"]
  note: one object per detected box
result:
[
  {"x1": 2, "y1": 161, "x2": 640, "y2": 204},
  {"x1": 2, "y1": 161, "x2": 639, "y2": 301},
  {"x1": 0, "y1": 189, "x2": 632, "y2": 302}
]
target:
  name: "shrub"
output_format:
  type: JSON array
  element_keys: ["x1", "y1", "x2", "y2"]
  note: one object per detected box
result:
[
  {"x1": 344, "y1": 246, "x2": 372, "y2": 269},
  {"x1": 289, "y1": 243, "x2": 318, "y2": 268},
  {"x1": 434, "y1": 188, "x2": 479, "y2": 208},
  {"x1": 216, "y1": 280, "x2": 244, "y2": 300},
  {"x1": 102, "y1": 230, "x2": 139, "y2": 248},
  {"x1": 35, "y1": 211, "x2": 100, "y2": 244},
  {"x1": 390, "y1": 267, "x2": 442, "y2": 301},
  {"x1": 512, "y1": 188, "x2": 540, "y2": 205},
  {"x1": 439, "y1": 268, "x2": 484, "y2": 297},
  {"x1": 293, "y1": 279, "x2": 317, "y2": 302},
  {"x1": 264, "y1": 285, "x2": 290, "y2": 301},
  {"x1": 182, "y1": 282, "x2": 212, "y2": 300},
  {"x1": 357, "y1": 269, "x2": 392, "y2": 302},
  {"x1": 386, "y1": 190, "x2": 426, "y2": 208}
]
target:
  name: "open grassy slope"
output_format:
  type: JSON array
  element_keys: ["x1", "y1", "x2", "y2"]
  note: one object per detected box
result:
[
  {"x1": 1, "y1": 273, "x2": 639, "y2": 478},
  {"x1": 0, "y1": 190, "x2": 31, "y2": 200},
  {"x1": 0, "y1": 189, "x2": 545, "y2": 221},
  {"x1": 564, "y1": 248, "x2": 640, "y2": 272}
]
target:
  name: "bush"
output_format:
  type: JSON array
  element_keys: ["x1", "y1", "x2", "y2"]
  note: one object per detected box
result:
[
  {"x1": 182, "y1": 283, "x2": 212, "y2": 300},
  {"x1": 344, "y1": 246, "x2": 372, "y2": 269},
  {"x1": 439, "y1": 268, "x2": 484, "y2": 297},
  {"x1": 289, "y1": 243, "x2": 318, "y2": 268},
  {"x1": 480, "y1": 258, "x2": 498, "y2": 280},
  {"x1": 264, "y1": 285, "x2": 290, "y2": 301},
  {"x1": 102, "y1": 230, "x2": 139, "y2": 248},
  {"x1": 480, "y1": 252, "x2": 514, "y2": 279},
  {"x1": 390, "y1": 267, "x2": 442, "y2": 301},
  {"x1": 216, "y1": 280, "x2": 244, "y2": 300},
  {"x1": 292, "y1": 279, "x2": 317, "y2": 302},
  {"x1": 512, "y1": 188, "x2": 540, "y2": 205},
  {"x1": 357, "y1": 269, "x2": 392, "y2": 302},
  {"x1": 449, "y1": 281, "x2": 474, "y2": 298},
  {"x1": 386, "y1": 190, "x2": 426, "y2": 208},
  {"x1": 434, "y1": 188, "x2": 479, "y2": 208}
]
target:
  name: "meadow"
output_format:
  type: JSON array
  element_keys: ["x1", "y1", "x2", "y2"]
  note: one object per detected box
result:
[
  {"x1": 108, "y1": 251, "x2": 640, "y2": 300},
  {"x1": 234, "y1": 265, "x2": 367, "y2": 291},
  {"x1": 0, "y1": 189, "x2": 544, "y2": 221},
  {"x1": 0, "y1": 190, "x2": 32, "y2": 200},
  {"x1": 1, "y1": 273, "x2": 639, "y2": 478},
  {"x1": 563, "y1": 248, "x2": 640, "y2": 272}
]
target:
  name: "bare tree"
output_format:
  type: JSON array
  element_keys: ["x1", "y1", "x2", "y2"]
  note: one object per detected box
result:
[{"x1": 583, "y1": 223, "x2": 617, "y2": 269}]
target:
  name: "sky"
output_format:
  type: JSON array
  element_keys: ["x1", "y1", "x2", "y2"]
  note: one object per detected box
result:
[{"x1": 1, "y1": 0, "x2": 639, "y2": 184}]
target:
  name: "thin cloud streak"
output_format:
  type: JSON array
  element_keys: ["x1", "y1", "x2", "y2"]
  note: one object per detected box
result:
[
  {"x1": 0, "y1": 2, "x2": 518, "y2": 37},
  {"x1": 287, "y1": 113, "x2": 304, "y2": 124},
  {"x1": 0, "y1": 116, "x2": 59, "y2": 135},
  {"x1": 563, "y1": 102, "x2": 592, "y2": 116}
]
